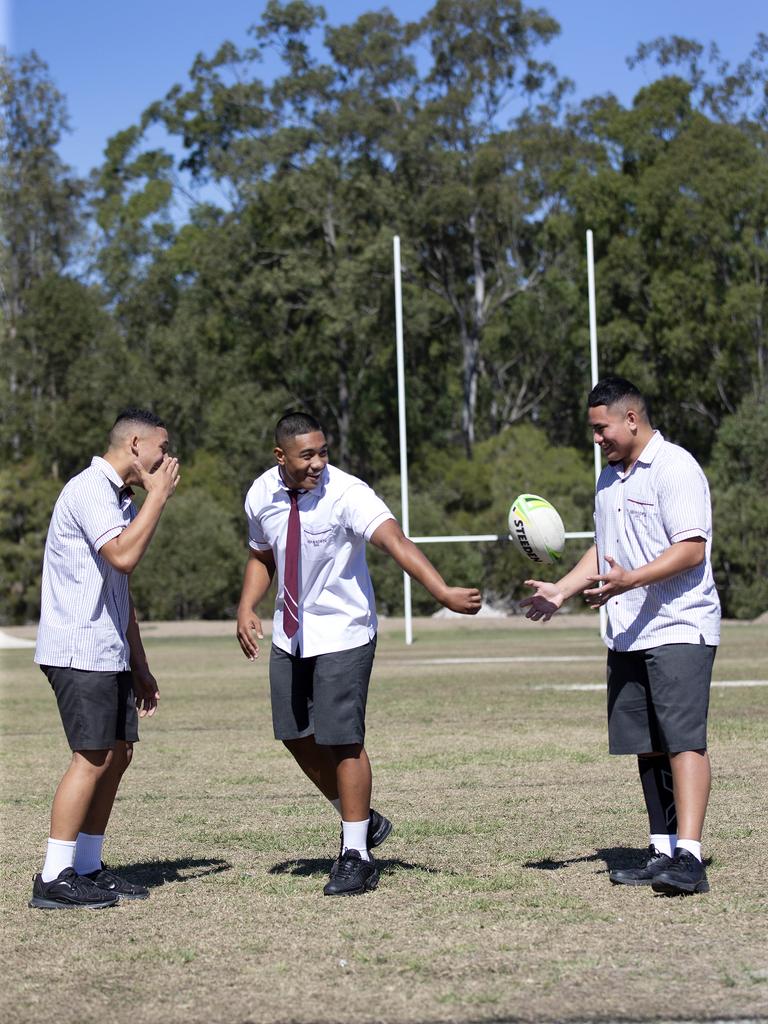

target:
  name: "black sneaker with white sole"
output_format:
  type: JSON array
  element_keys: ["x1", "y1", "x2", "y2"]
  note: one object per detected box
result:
[
  {"x1": 323, "y1": 850, "x2": 380, "y2": 896},
  {"x1": 609, "y1": 845, "x2": 673, "y2": 886},
  {"x1": 651, "y1": 849, "x2": 710, "y2": 895},
  {"x1": 85, "y1": 864, "x2": 149, "y2": 900},
  {"x1": 29, "y1": 868, "x2": 120, "y2": 910}
]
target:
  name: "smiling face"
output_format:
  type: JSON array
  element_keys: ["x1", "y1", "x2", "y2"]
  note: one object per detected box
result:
[
  {"x1": 588, "y1": 401, "x2": 651, "y2": 469},
  {"x1": 275, "y1": 431, "x2": 329, "y2": 491}
]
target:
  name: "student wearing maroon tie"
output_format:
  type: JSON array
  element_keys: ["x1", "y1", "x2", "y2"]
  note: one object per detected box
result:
[{"x1": 236, "y1": 412, "x2": 481, "y2": 896}]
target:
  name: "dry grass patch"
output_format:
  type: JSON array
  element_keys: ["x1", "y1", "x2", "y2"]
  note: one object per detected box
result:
[{"x1": 1, "y1": 621, "x2": 767, "y2": 1024}]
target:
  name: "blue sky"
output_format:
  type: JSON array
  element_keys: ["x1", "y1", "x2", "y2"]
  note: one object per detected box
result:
[{"x1": 5, "y1": 0, "x2": 766, "y2": 176}]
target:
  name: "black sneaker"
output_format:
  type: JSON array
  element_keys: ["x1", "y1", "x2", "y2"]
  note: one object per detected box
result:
[
  {"x1": 651, "y1": 849, "x2": 710, "y2": 895},
  {"x1": 337, "y1": 808, "x2": 392, "y2": 858},
  {"x1": 323, "y1": 850, "x2": 380, "y2": 896},
  {"x1": 368, "y1": 809, "x2": 393, "y2": 850},
  {"x1": 29, "y1": 868, "x2": 120, "y2": 910},
  {"x1": 85, "y1": 863, "x2": 149, "y2": 900},
  {"x1": 609, "y1": 845, "x2": 673, "y2": 886}
]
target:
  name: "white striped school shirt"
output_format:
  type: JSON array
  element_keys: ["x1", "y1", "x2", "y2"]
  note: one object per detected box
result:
[
  {"x1": 34, "y1": 457, "x2": 137, "y2": 671},
  {"x1": 594, "y1": 431, "x2": 721, "y2": 652}
]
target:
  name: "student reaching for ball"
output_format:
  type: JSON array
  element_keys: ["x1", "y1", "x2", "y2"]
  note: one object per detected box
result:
[
  {"x1": 236, "y1": 412, "x2": 481, "y2": 897},
  {"x1": 521, "y1": 377, "x2": 720, "y2": 897}
]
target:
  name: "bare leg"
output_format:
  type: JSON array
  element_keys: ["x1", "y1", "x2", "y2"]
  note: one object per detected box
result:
[
  {"x1": 283, "y1": 735, "x2": 339, "y2": 800},
  {"x1": 332, "y1": 744, "x2": 372, "y2": 822},
  {"x1": 669, "y1": 749, "x2": 711, "y2": 842},
  {"x1": 81, "y1": 741, "x2": 134, "y2": 835},
  {"x1": 49, "y1": 749, "x2": 115, "y2": 841}
]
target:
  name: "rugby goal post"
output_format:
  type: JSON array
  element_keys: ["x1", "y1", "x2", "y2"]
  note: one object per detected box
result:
[{"x1": 393, "y1": 233, "x2": 604, "y2": 645}]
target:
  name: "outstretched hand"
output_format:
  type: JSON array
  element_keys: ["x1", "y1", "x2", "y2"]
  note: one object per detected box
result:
[
  {"x1": 583, "y1": 556, "x2": 635, "y2": 607},
  {"x1": 237, "y1": 612, "x2": 265, "y2": 660},
  {"x1": 519, "y1": 579, "x2": 564, "y2": 622},
  {"x1": 442, "y1": 587, "x2": 482, "y2": 615}
]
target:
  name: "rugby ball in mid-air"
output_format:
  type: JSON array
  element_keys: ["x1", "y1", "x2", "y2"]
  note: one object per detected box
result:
[{"x1": 508, "y1": 494, "x2": 565, "y2": 564}]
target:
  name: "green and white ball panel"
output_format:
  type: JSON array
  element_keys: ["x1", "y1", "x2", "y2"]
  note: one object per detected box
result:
[{"x1": 508, "y1": 493, "x2": 565, "y2": 564}]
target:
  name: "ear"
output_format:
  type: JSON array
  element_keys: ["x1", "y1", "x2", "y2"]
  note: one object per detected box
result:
[
  {"x1": 130, "y1": 433, "x2": 140, "y2": 454},
  {"x1": 274, "y1": 445, "x2": 285, "y2": 466},
  {"x1": 625, "y1": 409, "x2": 639, "y2": 432}
]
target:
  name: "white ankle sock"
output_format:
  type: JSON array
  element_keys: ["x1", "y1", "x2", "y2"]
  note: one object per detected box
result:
[
  {"x1": 329, "y1": 798, "x2": 342, "y2": 815},
  {"x1": 341, "y1": 818, "x2": 371, "y2": 861},
  {"x1": 650, "y1": 833, "x2": 677, "y2": 857},
  {"x1": 41, "y1": 838, "x2": 76, "y2": 882},
  {"x1": 74, "y1": 832, "x2": 105, "y2": 875},
  {"x1": 676, "y1": 838, "x2": 702, "y2": 861}
]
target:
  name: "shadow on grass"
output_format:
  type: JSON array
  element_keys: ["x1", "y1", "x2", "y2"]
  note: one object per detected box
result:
[
  {"x1": 113, "y1": 856, "x2": 232, "y2": 887},
  {"x1": 268, "y1": 857, "x2": 442, "y2": 878},
  {"x1": 523, "y1": 847, "x2": 712, "y2": 875}
]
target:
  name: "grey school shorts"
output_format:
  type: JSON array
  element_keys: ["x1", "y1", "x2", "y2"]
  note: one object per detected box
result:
[
  {"x1": 606, "y1": 643, "x2": 716, "y2": 755},
  {"x1": 269, "y1": 637, "x2": 377, "y2": 746},
  {"x1": 41, "y1": 665, "x2": 139, "y2": 751}
]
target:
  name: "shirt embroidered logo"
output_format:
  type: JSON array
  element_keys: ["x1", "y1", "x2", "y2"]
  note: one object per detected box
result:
[{"x1": 283, "y1": 490, "x2": 301, "y2": 638}]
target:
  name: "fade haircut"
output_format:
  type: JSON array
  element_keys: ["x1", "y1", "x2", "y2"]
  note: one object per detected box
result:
[
  {"x1": 588, "y1": 377, "x2": 650, "y2": 422},
  {"x1": 109, "y1": 408, "x2": 166, "y2": 447},
  {"x1": 275, "y1": 411, "x2": 324, "y2": 447}
]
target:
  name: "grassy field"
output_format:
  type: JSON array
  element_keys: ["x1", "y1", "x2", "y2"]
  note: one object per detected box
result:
[{"x1": 1, "y1": 618, "x2": 767, "y2": 1024}]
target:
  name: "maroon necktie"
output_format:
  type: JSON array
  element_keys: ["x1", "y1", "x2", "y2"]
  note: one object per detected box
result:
[{"x1": 283, "y1": 489, "x2": 300, "y2": 638}]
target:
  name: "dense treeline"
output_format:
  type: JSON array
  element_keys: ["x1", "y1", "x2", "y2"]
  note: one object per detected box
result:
[{"x1": 1, "y1": 1, "x2": 767, "y2": 623}]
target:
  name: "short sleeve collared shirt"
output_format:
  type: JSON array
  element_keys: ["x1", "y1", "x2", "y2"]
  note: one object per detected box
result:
[
  {"x1": 35, "y1": 457, "x2": 136, "y2": 671},
  {"x1": 244, "y1": 464, "x2": 395, "y2": 657},
  {"x1": 594, "y1": 431, "x2": 721, "y2": 652}
]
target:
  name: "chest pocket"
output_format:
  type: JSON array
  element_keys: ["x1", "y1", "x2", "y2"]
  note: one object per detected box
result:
[
  {"x1": 624, "y1": 505, "x2": 667, "y2": 549},
  {"x1": 302, "y1": 526, "x2": 335, "y2": 562}
]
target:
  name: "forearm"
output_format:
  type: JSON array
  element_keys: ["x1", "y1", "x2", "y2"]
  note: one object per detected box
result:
[
  {"x1": 126, "y1": 597, "x2": 149, "y2": 673},
  {"x1": 378, "y1": 534, "x2": 450, "y2": 603},
  {"x1": 625, "y1": 540, "x2": 705, "y2": 588},
  {"x1": 238, "y1": 554, "x2": 275, "y2": 613},
  {"x1": 555, "y1": 545, "x2": 599, "y2": 601},
  {"x1": 103, "y1": 492, "x2": 169, "y2": 574}
]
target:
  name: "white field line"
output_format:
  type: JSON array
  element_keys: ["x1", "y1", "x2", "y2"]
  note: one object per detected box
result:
[
  {"x1": 531, "y1": 680, "x2": 768, "y2": 691},
  {"x1": 389, "y1": 655, "x2": 604, "y2": 665},
  {"x1": 385, "y1": 656, "x2": 768, "y2": 690}
]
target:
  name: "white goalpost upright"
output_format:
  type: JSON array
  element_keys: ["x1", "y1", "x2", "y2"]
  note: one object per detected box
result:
[{"x1": 392, "y1": 233, "x2": 603, "y2": 645}]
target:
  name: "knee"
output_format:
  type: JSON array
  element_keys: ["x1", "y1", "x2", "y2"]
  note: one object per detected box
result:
[{"x1": 116, "y1": 742, "x2": 134, "y2": 774}]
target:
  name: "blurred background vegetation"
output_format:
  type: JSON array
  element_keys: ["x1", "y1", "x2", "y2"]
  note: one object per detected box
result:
[{"x1": 1, "y1": 2, "x2": 766, "y2": 622}]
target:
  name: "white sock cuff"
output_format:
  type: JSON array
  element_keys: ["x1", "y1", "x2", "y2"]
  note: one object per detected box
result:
[
  {"x1": 650, "y1": 833, "x2": 677, "y2": 857},
  {"x1": 676, "y1": 838, "x2": 702, "y2": 862},
  {"x1": 341, "y1": 818, "x2": 371, "y2": 860},
  {"x1": 41, "y1": 838, "x2": 77, "y2": 882}
]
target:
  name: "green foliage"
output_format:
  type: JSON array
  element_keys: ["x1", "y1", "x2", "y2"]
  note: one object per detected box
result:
[
  {"x1": 0, "y1": 460, "x2": 60, "y2": 623},
  {"x1": 709, "y1": 395, "x2": 768, "y2": 619},
  {"x1": 129, "y1": 486, "x2": 247, "y2": 620},
  {"x1": 368, "y1": 424, "x2": 594, "y2": 614},
  {"x1": 3, "y1": 17, "x2": 767, "y2": 622}
]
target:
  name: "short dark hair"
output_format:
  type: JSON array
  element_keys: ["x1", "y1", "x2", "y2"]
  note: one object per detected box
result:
[
  {"x1": 588, "y1": 376, "x2": 650, "y2": 421},
  {"x1": 109, "y1": 408, "x2": 166, "y2": 447},
  {"x1": 112, "y1": 408, "x2": 166, "y2": 431},
  {"x1": 275, "y1": 411, "x2": 324, "y2": 446}
]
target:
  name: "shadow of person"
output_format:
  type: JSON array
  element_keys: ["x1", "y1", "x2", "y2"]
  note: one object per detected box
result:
[
  {"x1": 268, "y1": 857, "x2": 445, "y2": 878},
  {"x1": 524, "y1": 847, "x2": 644, "y2": 875},
  {"x1": 110, "y1": 856, "x2": 231, "y2": 888},
  {"x1": 523, "y1": 847, "x2": 712, "y2": 875}
]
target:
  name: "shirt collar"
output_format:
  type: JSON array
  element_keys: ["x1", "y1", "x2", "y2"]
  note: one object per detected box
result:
[
  {"x1": 91, "y1": 456, "x2": 132, "y2": 499},
  {"x1": 612, "y1": 430, "x2": 664, "y2": 480},
  {"x1": 635, "y1": 430, "x2": 664, "y2": 466}
]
